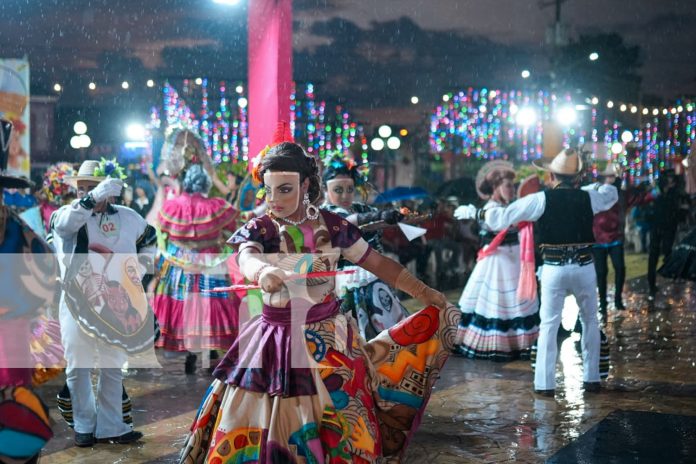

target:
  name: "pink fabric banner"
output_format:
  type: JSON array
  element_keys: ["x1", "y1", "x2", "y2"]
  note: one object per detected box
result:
[{"x1": 248, "y1": 0, "x2": 293, "y2": 169}]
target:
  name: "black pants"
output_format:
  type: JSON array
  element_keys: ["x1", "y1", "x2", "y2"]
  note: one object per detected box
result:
[
  {"x1": 647, "y1": 226, "x2": 678, "y2": 291},
  {"x1": 592, "y1": 244, "x2": 625, "y2": 309}
]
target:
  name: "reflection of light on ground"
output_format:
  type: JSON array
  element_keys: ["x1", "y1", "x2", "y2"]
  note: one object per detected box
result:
[
  {"x1": 558, "y1": 295, "x2": 586, "y2": 439},
  {"x1": 560, "y1": 294, "x2": 580, "y2": 331},
  {"x1": 559, "y1": 335, "x2": 585, "y2": 435}
]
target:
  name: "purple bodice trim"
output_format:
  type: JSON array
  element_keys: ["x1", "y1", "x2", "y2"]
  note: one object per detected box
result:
[{"x1": 212, "y1": 299, "x2": 341, "y2": 397}]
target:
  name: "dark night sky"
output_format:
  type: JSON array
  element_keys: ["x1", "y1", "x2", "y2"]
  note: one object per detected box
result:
[{"x1": 1, "y1": 0, "x2": 695, "y2": 111}]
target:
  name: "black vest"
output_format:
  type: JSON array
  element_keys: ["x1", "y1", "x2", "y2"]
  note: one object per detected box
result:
[{"x1": 536, "y1": 188, "x2": 595, "y2": 245}]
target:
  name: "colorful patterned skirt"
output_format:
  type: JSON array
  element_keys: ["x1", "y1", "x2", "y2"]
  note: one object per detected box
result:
[
  {"x1": 454, "y1": 244, "x2": 539, "y2": 361},
  {"x1": 179, "y1": 299, "x2": 459, "y2": 463},
  {"x1": 153, "y1": 242, "x2": 240, "y2": 352},
  {"x1": 336, "y1": 265, "x2": 409, "y2": 341}
]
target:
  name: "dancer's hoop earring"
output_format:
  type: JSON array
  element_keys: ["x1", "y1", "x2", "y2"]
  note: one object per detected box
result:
[{"x1": 304, "y1": 193, "x2": 320, "y2": 220}]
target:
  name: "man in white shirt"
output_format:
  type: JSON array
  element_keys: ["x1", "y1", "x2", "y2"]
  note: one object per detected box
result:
[
  {"x1": 456, "y1": 149, "x2": 618, "y2": 397},
  {"x1": 52, "y1": 160, "x2": 156, "y2": 446}
]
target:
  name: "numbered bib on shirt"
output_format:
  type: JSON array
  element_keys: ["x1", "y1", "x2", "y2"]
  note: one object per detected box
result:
[{"x1": 99, "y1": 217, "x2": 119, "y2": 237}]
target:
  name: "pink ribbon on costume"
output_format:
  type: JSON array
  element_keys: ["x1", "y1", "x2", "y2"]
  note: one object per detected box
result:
[
  {"x1": 476, "y1": 227, "x2": 510, "y2": 262},
  {"x1": 516, "y1": 221, "x2": 537, "y2": 302},
  {"x1": 475, "y1": 222, "x2": 537, "y2": 302},
  {"x1": 211, "y1": 269, "x2": 356, "y2": 292}
]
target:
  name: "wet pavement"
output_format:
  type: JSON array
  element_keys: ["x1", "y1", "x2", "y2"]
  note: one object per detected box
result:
[{"x1": 36, "y1": 271, "x2": 696, "y2": 463}]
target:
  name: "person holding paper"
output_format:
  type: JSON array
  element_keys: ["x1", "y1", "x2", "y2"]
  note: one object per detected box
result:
[{"x1": 320, "y1": 152, "x2": 410, "y2": 339}]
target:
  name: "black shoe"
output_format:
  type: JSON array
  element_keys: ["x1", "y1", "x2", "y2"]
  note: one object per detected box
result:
[
  {"x1": 583, "y1": 382, "x2": 601, "y2": 393},
  {"x1": 74, "y1": 432, "x2": 95, "y2": 447},
  {"x1": 185, "y1": 353, "x2": 197, "y2": 375},
  {"x1": 97, "y1": 430, "x2": 144, "y2": 445},
  {"x1": 557, "y1": 327, "x2": 573, "y2": 339},
  {"x1": 615, "y1": 301, "x2": 626, "y2": 311},
  {"x1": 534, "y1": 389, "x2": 555, "y2": 397}
]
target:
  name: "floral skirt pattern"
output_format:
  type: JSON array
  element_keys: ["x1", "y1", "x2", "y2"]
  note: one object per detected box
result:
[{"x1": 179, "y1": 303, "x2": 460, "y2": 463}]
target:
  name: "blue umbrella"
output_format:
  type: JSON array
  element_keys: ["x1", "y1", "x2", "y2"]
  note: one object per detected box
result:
[{"x1": 374, "y1": 186, "x2": 430, "y2": 203}]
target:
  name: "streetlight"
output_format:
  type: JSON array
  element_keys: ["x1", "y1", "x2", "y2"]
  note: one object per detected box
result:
[
  {"x1": 53, "y1": 83, "x2": 62, "y2": 92},
  {"x1": 610, "y1": 142, "x2": 623, "y2": 155},
  {"x1": 521, "y1": 69, "x2": 531, "y2": 79},
  {"x1": 70, "y1": 135, "x2": 91, "y2": 149},
  {"x1": 386, "y1": 137, "x2": 401, "y2": 150},
  {"x1": 146, "y1": 79, "x2": 155, "y2": 88},
  {"x1": 378, "y1": 125, "x2": 392, "y2": 138},
  {"x1": 121, "y1": 81, "x2": 130, "y2": 90},
  {"x1": 556, "y1": 106, "x2": 577, "y2": 126},
  {"x1": 589, "y1": 52, "x2": 599, "y2": 61},
  {"x1": 73, "y1": 121, "x2": 87, "y2": 135},
  {"x1": 410, "y1": 96, "x2": 419, "y2": 104},
  {"x1": 125, "y1": 122, "x2": 146, "y2": 141},
  {"x1": 88, "y1": 82, "x2": 97, "y2": 91},
  {"x1": 370, "y1": 138, "x2": 385, "y2": 151},
  {"x1": 516, "y1": 107, "x2": 537, "y2": 127}
]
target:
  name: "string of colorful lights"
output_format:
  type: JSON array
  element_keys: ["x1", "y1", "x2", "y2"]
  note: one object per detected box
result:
[
  {"x1": 430, "y1": 88, "x2": 695, "y2": 183},
  {"x1": 148, "y1": 80, "x2": 368, "y2": 173}
]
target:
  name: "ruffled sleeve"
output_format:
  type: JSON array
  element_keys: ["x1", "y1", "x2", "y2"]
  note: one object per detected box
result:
[
  {"x1": 226, "y1": 215, "x2": 279, "y2": 254},
  {"x1": 320, "y1": 210, "x2": 372, "y2": 264}
]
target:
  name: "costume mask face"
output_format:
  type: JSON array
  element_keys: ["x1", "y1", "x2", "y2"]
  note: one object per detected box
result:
[
  {"x1": 326, "y1": 177, "x2": 355, "y2": 209},
  {"x1": 264, "y1": 172, "x2": 301, "y2": 219}
]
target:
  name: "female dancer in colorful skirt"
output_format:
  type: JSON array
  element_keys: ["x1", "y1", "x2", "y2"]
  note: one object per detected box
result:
[
  {"x1": 321, "y1": 152, "x2": 409, "y2": 340},
  {"x1": 179, "y1": 135, "x2": 457, "y2": 463},
  {"x1": 453, "y1": 161, "x2": 539, "y2": 361},
  {"x1": 153, "y1": 128, "x2": 239, "y2": 374}
]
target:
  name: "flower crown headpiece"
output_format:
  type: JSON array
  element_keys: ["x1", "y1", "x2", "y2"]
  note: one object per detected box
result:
[
  {"x1": 322, "y1": 151, "x2": 370, "y2": 200},
  {"x1": 251, "y1": 121, "x2": 294, "y2": 185},
  {"x1": 94, "y1": 158, "x2": 127, "y2": 180},
  {"x1": 42, "y1": 162, "x2": 76, "y2": 204}
]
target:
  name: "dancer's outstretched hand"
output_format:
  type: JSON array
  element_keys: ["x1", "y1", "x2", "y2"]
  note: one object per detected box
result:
[{"x1": 419, "y1": 287, "x2": 448, "y2": 310}]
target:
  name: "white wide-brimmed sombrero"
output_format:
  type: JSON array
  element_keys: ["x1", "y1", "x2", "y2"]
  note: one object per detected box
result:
[
  {"x1": 532, "y1": 148, "x2": 583, "y2": 175},
  {"x1": 64, "y1": 160, "x2": 106, "y2": 186}
]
